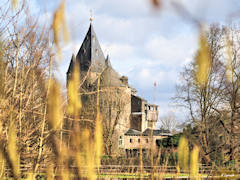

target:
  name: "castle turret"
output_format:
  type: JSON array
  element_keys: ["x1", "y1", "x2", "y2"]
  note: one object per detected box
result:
[{"x1": 66, "y1": 23, "x2": 105, "y2": 83}]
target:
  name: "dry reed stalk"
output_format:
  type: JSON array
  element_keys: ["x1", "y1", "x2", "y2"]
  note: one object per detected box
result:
[
  {"x1": 47, "y1": 80, "x2": 71, "y2": 179},
  {"x1": 154, "y1": 148, "x2": 162, "y2": 178},
  {"x1": 178, "y1": 136, "x2": 189, "y2": 172},
  {"x1": 95, "y1": 75, "x2": 102, "y2": 173},
  {"x1": 8, "y1": 121, "x2": 20, "y2": 179},
  {"x1": 52, "y1": 0, "x2": 69, "y2": 58},
  {"x1": 46, "y1": 163, "x2": 54, "y2": 180},
  {"x1": 139, "y1": 133, "x2": 143, "y2": 179},
  {"x1": 25, "y1": 173, "x2": 34, "y2": 180},
  {"x1": 67, "y1": 62, "x2": 82, "y2": 117},
  {"x1": 195, "y1": 30, "x2": 211, "y2": 87},
  {"x1": 226, "y1": 36, "x2": 234, "y2": 82},
  {"x1": 11, "y1": 0, "x2": 18, "y2": 9},
  {"x1": 190, "y1": 146, "x2": 199, "y2": 179},
  {"x1": 150, "y1": 128, "x2": 154, "y2": 179},
  {"x1": 0, "y1": 153, "x2": 4, "y2": 179},
  {"x1": 34, "y1": 56, "x2": 53, "y2": 173},
  {"x1": 0, "y1": 43, "x2": 5, "y2": 97},
  {"x1": 0, "y1": 121, "x2": 4, "y2": 179},
  {"x1": 48, "y1": 80, "x2": 63, "y2": 130},
  {"x1": 82, "y1": 129, "x2": 96, "y2": 180}
]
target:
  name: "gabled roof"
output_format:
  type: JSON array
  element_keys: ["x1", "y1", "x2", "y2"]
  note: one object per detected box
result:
[
  {"x1": 143, "y1": 128, "x2": 171, "y2": 136},
  {"x1": 124, "y1": 129, "x2": 141, "y2": 136},
  {"x1": 124, "y1": 128, "x2": 171, "y2": 136},
  {"x1": 67, "y1": 23, "x2": 105, "y2": 75}
]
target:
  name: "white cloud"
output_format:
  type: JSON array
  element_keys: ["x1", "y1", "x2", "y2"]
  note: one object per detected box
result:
[
  {"x1": 101, "y1": 43, "x2": 135, "y2": 59},
  {"x1": 166, "y1": 0, "x2": 240, "y2": 23},
  {"x1": 145, "y1": 33, "x2": 197, "y2": 67}
]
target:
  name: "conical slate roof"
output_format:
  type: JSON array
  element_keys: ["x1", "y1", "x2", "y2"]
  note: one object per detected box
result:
[
  {"x1": 67, "y1": 54, "x2": 76, "y2": 75},
  {"x1": 99, "y1": 66, "x2": 125, "y2": 87},
  {"x1": 67, "y1": 23, "x2": 105, "y2": 75}
]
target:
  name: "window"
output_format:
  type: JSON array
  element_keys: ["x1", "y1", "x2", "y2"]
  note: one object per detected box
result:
[
  {"x1": 146, "y1": 139, "x2": 148, "y2": 143},
  {"x1": 118, "y1": 136, "x2": 122, "y2": 146},
  {"x1": 130, "y1": 138, "x2": 132, "y2": 143},
  {"x1": 138, "y1": 138, "x2": 140, "y2": 143}
]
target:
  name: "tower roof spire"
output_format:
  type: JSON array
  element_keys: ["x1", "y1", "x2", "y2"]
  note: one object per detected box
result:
[
  {"x1": 89, "y1": 9, "x2": 93, "y2": 23},
  {"x1": 66, "y1": 21, "x2": 105, "y2": 75}
]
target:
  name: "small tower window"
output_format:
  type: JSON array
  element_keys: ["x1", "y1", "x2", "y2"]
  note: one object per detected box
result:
[
  {"x1": 130, "y1": 139, "x2": 132, "y2": 143},
  {"x1": 146, "y1": 139, "x2": 148, "y2": 143},
  {"x1": 118, "y1": 136, "x2": 122, "y2": 146},
  {"x1": 138, "y1": 139, "x2": 140, "y2": 143}
]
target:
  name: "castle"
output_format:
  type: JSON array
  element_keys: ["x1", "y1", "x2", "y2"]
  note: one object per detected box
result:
[{"x1": 66, "y1": 23, "x2": 171, "y2": 156}]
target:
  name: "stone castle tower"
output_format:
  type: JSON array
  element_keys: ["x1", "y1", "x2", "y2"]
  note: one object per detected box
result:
[
  {"x1": 67, "y1": 23, "x2": 105, "y2": 84},
  {"x1": 66, "y1": 23, "x2": 160, "y2": 155}
]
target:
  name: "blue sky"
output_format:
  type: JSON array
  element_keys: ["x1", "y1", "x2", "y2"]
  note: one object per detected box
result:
[{"x1": 33, "y1": 0, "x2": 240, "y2": 123}]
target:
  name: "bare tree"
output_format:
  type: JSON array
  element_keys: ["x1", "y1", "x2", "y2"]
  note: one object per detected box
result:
[
  {"x1": 174, "y1": 24, "x2": 228, "y2": 162},
  {"x1": 100, "y1": 87, "x2": 129, "y2": 156},
  {"x1": 159, "y1": 111, "x2": 178, "y2": 132},
  {"x1": 220, "y1": 26, "x2": 240, "y2": 161},
  {"x1": 0, "y1": 0, "x2": 53, "y2": 171}
]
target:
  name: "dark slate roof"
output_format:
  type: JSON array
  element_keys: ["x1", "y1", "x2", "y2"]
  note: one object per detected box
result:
[
  {"x1": 131, "y1": 94, "x2": 146, "y2": 102},
  {"x1": 105, "y1": 55, "x2": 111, "y2": 67},
  {"x1": 124, "y1": 129, "x2": 141, "y2": 136},
  {"x1": 143, "y1": 128, "x2": 171, "y2": 136},
  {"x1": 67, "y1": 23, "x2": 105, "y2": 75},
  {"x1": 124, "y1": 128, "x2": 171, "y2": 136},
  {"x1": 97, "y1": 65, "x2": 125, "y2": 88},
  {"x1": 67, "y1": 54, "x2": 76, "y2": 75}
]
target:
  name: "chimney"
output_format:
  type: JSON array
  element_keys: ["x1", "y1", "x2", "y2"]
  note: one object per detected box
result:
[{"x1": 120, "y1": 76, "x2": 128, "y2": 86}]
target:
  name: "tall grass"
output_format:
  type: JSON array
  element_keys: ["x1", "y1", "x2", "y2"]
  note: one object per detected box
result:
[{"x1": 1, "y1": 0, "x2": 240, "y2": 179}]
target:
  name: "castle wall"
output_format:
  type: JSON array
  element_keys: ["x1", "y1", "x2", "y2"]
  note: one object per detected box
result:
[
  {"x1": 141, "y1": 103, "x2": 148, "y2": 132},
  {"x1": 112, "y1": 87, "x2": 132, "y2": 155},
  {"x1": 131, "y1": 95, "x2": 143, "y2": 131},
  {"x1": 124, "y1": 135, "x2": 168, "y2": 153}
]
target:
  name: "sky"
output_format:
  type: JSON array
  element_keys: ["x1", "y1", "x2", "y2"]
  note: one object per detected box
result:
[{"x1": 33, "y1": 0, "x2": 240, "y2": 124}]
